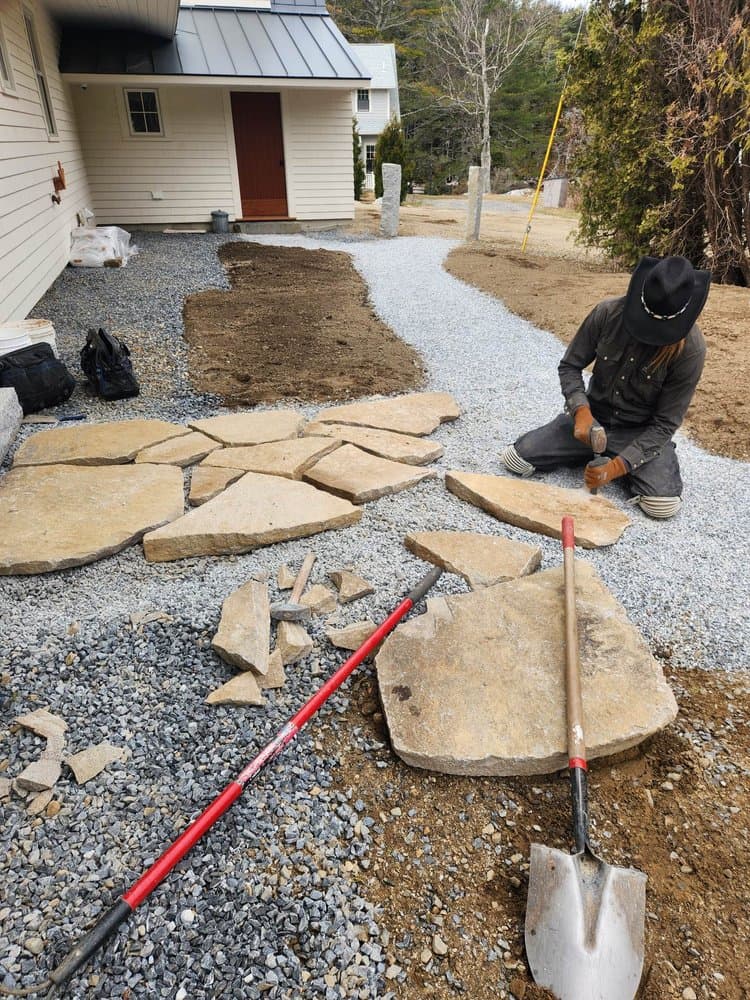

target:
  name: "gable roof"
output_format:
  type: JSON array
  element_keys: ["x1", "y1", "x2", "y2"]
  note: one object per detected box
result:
[{"x1": 350, "y1": 43, "x2": 398, "y2": 91}]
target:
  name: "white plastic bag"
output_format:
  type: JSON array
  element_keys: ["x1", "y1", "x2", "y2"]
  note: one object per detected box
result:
[{"x1": 69, "y1": 226, "x2": 138, "y2": 268}]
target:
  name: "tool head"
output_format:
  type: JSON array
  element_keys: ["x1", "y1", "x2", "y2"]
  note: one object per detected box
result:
[
  {"x1": 525, "y1": 843, "x2": 647, "y2": 1000},
  {"x1": 589, "y1": 422, "x2": 608, "y2": 456},
  {"x1": 270, "y1": 601, "x2": 310, "y2": 623}
]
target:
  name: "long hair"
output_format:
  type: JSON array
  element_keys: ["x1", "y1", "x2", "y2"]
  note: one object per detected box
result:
[{"x1": 648, "y1": 339, "x2": 685, "y2": 373}]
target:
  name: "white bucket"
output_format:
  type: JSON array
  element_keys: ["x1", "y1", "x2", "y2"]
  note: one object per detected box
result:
[{"x1": 0, "y1": 319, "x2": 57, "y2": 356}]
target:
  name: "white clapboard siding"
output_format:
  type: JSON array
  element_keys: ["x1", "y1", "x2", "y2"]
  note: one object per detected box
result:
[
  {"x1": 282, "y1": 89, "x2": 354, "y2": 220},
  {"x1": 0, "y1": 0, "x2": 92, "y2": 322},
  {"x1": 73, "y1": 85, "x2": 238, "y2": 224},
  {"x1": 354, "y1": 89, "x2": 390, "y2": 137}
]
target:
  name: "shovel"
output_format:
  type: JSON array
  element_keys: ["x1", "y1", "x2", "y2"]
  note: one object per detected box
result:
[{"x1": 525, "y1": 515, "x2": 647, "y2": 1000}]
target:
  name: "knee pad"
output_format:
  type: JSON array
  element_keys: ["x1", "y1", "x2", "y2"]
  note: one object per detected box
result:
[
  {"x1": 637, "y1": 495, "x2": 682, "y2": 519},
  {"x1": 502, "y1": 444, "x2": 536, "y2": 478}
]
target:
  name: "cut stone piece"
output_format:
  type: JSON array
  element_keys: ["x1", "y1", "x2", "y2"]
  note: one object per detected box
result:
[
  {"x1": 0, "y1": 464, "x2": 185, "y2": 575},
  {"x1": 66, "y1": 743, "x2": 127, "y2": 784},
  {"x1": 299, "y1": 584, "x2": 337, "y2": 615},
  {"x1": 376, "y1": 562, "x2": 678, "y2": 776},
  {"x1": 0, "y1": 387, "x2": 23, "y2": 465},
  {"x1": 15, "y1": 708, "x2": 67, "y2": 740},
  {"x1": 189, "y1": 410, "x2": 305, "y2": 447},
  {"x1": 276, "y1": 621, "x2": 313, "y2": 665},
  {"x1": 135, "y1": 431, "x2": 221, "y2": 467},
  {"x1": 405, "y1": 530, "x2": 542, "y2": 589},
  {"x1": 13, "y1": 419, "x2": 189, "y2": 467},
  {"x1": 206, "y1": 672, "x2": 265, "y2": 707},
  {"x1": 329, "y1": 570, "x2": 374, "y2": 603},
  {"x1": 258, "y1": 649, "x2": 286, "y2": 690},
  {"x1": 16, "y1": 759, "x2": 61, "y2": 793},
  {"x1": 143, "y1": 472, "x2": 361, "y2": 563},
  {"x1": 202, "y1": 437, "x2": 341, "y2": 479},
  {"x1": 28, "y1": 790, "x2": 54, "y2": 815},
  {"x1": 0, "y1": 777, "x2": 11, "y2": 800},
  {"x1": 277, "y1": 564, "x2": 296, "y2": 589},
  {"x1": 189, "y1": 465, "x2": 245, "y2": 506},
  {"x1": 211, "y1": 580, "x2": 270, "y2": 675},
  {"x1": 445, "y1": 471, "x2": 631, "y2": 549},
  {"x1": 326, "y1": 620, "x2": 378, "y2": 651},
  {"x1": 304, "y1": 422, "x2": 442, "y2": 466},
  {"x1": 315, "y1": 392, "x2": 460, "y2": 436},
  {"x1": 304, "y1": 444, "x2": 436, "y2": 504}
]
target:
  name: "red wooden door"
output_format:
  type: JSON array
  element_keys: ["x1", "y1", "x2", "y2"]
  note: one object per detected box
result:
[{"x1": 231, "y1": 92, "x2": 289, "y2": 218}]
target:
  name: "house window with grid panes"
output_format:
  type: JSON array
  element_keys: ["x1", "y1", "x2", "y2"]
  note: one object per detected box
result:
[
  {"x1": 125, "y1": 90, "x2": 163, "y2": 135},
  {"x1": 0, "y1": 18, "x2": 15, "y2": 93},
  {"x1": 357, "y1": 89, "x2": 370, "y2": 112},
  {"x1": 365, "y1": 144, "x2": 375, "y2": 173},
  {"x1": 23, "y1": 10, "x2": 55, "y2": 134}
]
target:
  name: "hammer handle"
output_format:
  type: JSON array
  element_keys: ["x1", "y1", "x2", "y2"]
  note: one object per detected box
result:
[{"x1": 290, "y1": 553, "x2": 317, "y2": 603}]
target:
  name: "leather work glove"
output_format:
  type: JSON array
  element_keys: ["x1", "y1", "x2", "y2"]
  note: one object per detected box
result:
[
  {"x1": 573, "y1": 404, "x2": 595, "y2": 446},
  {"x1": 584, "y1": 455, "x2": 629, "y2": 490}
]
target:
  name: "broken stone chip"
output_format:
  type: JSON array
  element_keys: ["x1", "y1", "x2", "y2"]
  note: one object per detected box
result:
[
  {"x1": 211, "y1": 580, "x2": 270, "y2": 675},
  {"x1": 205, "y1": 672, "x2": 265, "y2": 707},
  {"x1": 328, "y1": 570, "x2": 374, "y2": 604},
  {"x1": 65, "y1": 743, "x2": 127, "y2": 785},
  {"x1": 16, "y1": 759, "x2": 62, "y2": 793},
  {"x1": 404, "y1": 530, "x2": 541, "y2": 589},
  {"x1": 276, "y1": 621, "x2": 313, "y2": 665},
  {"x1": 258, "y1": 650, "x2": 286, "y2": 690},
  {"x1": 277, "y1": 564, "x2": 296, "y2": 590},
  {"x1": 299, "y1": 584, "x2": 338, "y2": 615},
  {"x1": 326, "y1": 620, "x2": 378, "y2": 651}
]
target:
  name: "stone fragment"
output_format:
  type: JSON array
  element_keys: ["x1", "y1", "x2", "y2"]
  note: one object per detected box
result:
[
  {"x1": 258, "y1": 650, "x2": 286, "y2": 690},
  {"x1": 13, "y1": 419, "x2": 189, "y2": 467},
  {"x1": 380, "y1": 162, "x2": 401, "y2": 238},
  {"x1": 205, "y1": 672, "x2": 265, "y2": 707},
  {"x1": 315, "y1": 392, "x2": 460, "y2": 436},
  {"x1": 299, "y1": 584, "x2": 337, "y2": 615},
  {"x1": 189, "y1": 466, "x2": 244, "y2": 506},
  {"x1": 15, "y1": 708, "x2": 67, "y2": 740},
  {"x1": 0, "y1": 464, "x2": 185, "y2": 574},
  {"x1": 202, "y1": 437, "x2": 341, "y2": 479},
  {"x1": 405, "y1": 530, "x2": 541, "y2": 589},
  {"x1": 276, "y1": 621, "x2": 313, "y2": 665},
  {"x1": 27, "y1": 789, "x2": 54, "y2": 815},
  {"x1": 134, "y1": 431, "x2": 221, "y2": 467},
  {"x1": 0, "y1": 777, "x2": 11, "y2": 800},
  {"x1": 144, "y1": 472, "x2": 361, "y2": 562},
  {"x1": 445, "y1": 471, "x2": 631, "y2": 548},
  {"x1": 304, "y1": 444, "x2": 435, "y2": 504},
  {"x1": 0, "y1": 387, "x2": 23, "y2": 465},
  {"x1": 277, "y1": 564, "x2": 296, "y2": 589},
  {"x1": 45, "y1": 800, "x2": 62, "y2": 818},
  {"x1": 16, "y1": 759, "x2": 62, "y2": 793},
  {"x1": 189, "y1": 410, "x2": 305, "y2": 446},
  {"x1": 211, "y1": 580, "x2": 270, "y2": 675},
  {"x1": 329, "y1": 570, "x2": 374, "y2": 604},
  {"x1": 376, "y1": 562, "x2": 677, "y2": 776},
  {"x1": 326, "y1": 620, "x2": 378, "y2": 651},
  {"x1": 303, "y1": 422, "x2": 442, "y2": 466},
  {"x1": 66, "y1": 743, "x2": 127, "y2": 784}
]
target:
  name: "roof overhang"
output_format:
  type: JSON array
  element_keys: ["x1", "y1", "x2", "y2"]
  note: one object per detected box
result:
[
  {"x1": 46, "y1": 0, "x2": 179, "y2": 40},
  {"x1": 62, "y1": 73, "x2": 367, "y2": 89}
]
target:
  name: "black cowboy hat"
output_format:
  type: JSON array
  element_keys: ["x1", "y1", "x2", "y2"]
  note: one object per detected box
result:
[{"x1": 623, "y1": 255, "x2": 711, "y2": 346}]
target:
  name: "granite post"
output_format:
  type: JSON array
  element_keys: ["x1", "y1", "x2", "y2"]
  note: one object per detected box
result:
[
  {"x1": 380, "y1": 163, "x2": 401, "y2": 238},
  {"x1": 465, "y1": 165, "x2": 482, "y2": 242}
]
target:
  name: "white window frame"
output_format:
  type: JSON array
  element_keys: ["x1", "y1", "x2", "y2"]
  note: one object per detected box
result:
[
  {"x1": 124, "y1": 88, "x2": 165, "y2": 137},
  {"x1": 357, "y1": 89, "x2": 370, "y2": 113},
  {"x1": 0, "y1": 17, "x2": 16, "y2": 95},
  {"x1": 23, "y1": 8, "x2": 56, "y2": 136}
]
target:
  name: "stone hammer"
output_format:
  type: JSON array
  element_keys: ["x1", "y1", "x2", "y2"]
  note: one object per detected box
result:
[
  {"x1": 270, "y1": 552, "x2": 316, "y2": 622},
  {"x1": 586, "y1": 420, "x2": 609, "y2": 494}
]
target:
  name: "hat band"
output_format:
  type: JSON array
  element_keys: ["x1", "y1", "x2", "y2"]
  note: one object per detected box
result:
[{"x1": 640, "y1": 288, "x2": 690, "y2": 321}]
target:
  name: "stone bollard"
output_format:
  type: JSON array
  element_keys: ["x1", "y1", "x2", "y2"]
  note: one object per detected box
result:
[
  {"x1": 465, "y1": 165, "x2": 482, "y2": 242},
  {"x1": 380, "y1": 163, "x2": 402, "y2": 238}
]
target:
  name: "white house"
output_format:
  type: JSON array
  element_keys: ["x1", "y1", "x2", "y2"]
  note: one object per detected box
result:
[
  {"x1": 350, "y1": 43, "x2": 399, "y2": 192},
  {"x1": 0, "y1": 0, "x2": 369, "y2": 323}
]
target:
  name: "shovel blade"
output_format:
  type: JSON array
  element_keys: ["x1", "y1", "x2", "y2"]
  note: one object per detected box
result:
[{"x1": 525, "y1": 844, "x2": 647, "y2": 1000}]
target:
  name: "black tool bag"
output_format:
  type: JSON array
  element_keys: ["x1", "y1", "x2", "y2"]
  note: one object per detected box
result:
[
  {"x1": 80, "y1": 328, "x2": 140, "y2": 401},
  {"x1": 0, "y1": 343, "x2": 76, "y2": 415}
]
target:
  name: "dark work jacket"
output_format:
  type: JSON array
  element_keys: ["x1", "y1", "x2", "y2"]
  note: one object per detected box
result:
[{"x1": 558, "y1": 297, "x2": 706, "y2": 471}]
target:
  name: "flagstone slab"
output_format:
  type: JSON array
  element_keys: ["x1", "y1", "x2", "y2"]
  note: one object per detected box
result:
[
  {"x1": 445, "y1": 471, "x2": 631, "y2": 548},
  {"x1": 276, "y1": 621, "x2": 313, "y2": 665},
  {"x1": 405, "y1": 530, "x2": 542, "y2": 589},
  {"x1": 189, "y1": 410, "x2": 305, "y2": 446},
  {"x1": 0, "y1": 464, "x2": 185, "y2": 575},
  {"x1": 329, "y1": 569, "x2": 374, "y2": 603},
  {"x1": 304, "y1": 444, "x2": 436, "y2": 504},
  {"x1": 13, "y1": 419, "x2": 190, "y2": 467},
  {"x1": 314, "y1": 392, "x2": 460, "y2": 436},
  {"x1": 299, "y1": 584, "x2": 337, "y2": 615},
  {"x1": 303, "y1": 422, "x2": 443, "y2": 466},
  {"x1": 206, "y1": 672, "x2": 265, "y2": 707},
  {"x1": 66, "y1": 743, "x2": 127, "y2": 784},
  {"x1": 258, "y1": 650, "x2": 286, "y2": 690},
  {"x1": 202, "y1": 437, "x2": 341, "y2": 479},
  {"x1": 135, "y1": 431, "x2": 221, "y2": 467},
  {"x1": 188, "y1": 466, "x2": 245, "y2": 506},
  {"x1": 211, "y1": 580, "x2": 270, "y2": 675},
  {"x1": 143, "y1": 471, "x2": 362, "y2": 562},
  {"x1": 376, "y1": 562, "x2": 677, "y2": 776},
  {"x1": 326, "y1": 620, "x2": 378, "y2": 651}
]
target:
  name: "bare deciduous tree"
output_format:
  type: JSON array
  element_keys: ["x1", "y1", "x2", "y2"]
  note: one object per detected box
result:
[{"x1": 429, "y1": 0, "x2": 550, "y2": 191}]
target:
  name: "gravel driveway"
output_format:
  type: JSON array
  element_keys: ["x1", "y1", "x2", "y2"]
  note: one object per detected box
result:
[{"x1": 1, "y1": 233, "x2": 748, "y2": 999}]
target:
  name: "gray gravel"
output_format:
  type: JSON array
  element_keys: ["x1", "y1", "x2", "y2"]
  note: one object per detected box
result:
[{"x1": 1, "y1": 232, "x2": 748, "y2": 998}]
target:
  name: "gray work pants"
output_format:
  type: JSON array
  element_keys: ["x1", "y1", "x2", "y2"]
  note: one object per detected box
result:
[{"x1": 514, "y1": 413, "x2": 683, "y2": 497}]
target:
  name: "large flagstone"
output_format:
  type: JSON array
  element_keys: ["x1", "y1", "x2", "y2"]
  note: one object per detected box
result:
[
  {"x1": 303, "y1": 444, "x2": 436, "y2": 503},
  {"x1": 13, "y1": 419, "x2": 190, "y2": 467},
  {"x1": 376, "y1": 562, "x2": 677, "y2": 776},
  {"x1": 405, "y1": 530, "x2": 541, "y2": 589},
  {"x1": 445, "y1": 471, "x2": 631, "y2": 548},
  {"x1": 189, "y1": 410, "x2": 304, "y2": 446},
  {"x1": 314, "y1": 392, "x2": 460, "y2": 436},
  {"x1": 0, "y1": 464, "x2": 185, "y2": 574},
  {"x1": 143, "y1": 471, "x2": 362, "y2": 562},
  {"x1": 303, "y1": 422, "x2": 442, "y2": 466},
  {"x1": 135, "y1": 431, "x2": 220, "y2": 467},
  {"x1": 201, "y1": 437, "x2": 341, "y2": 479}
]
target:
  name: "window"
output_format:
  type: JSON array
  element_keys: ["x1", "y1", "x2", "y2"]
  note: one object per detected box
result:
[
  {"x1": 357, "y1": 89, "x2": 370, "y2": 112},
  {"x1": 0, "y1": 19, "x2": 15, "y2": 93},
  {"x1": 365, "y1": 144, "x2": 375, "y2": 174},
  {"x1": 23, "y1": 10, "x2": 55, "y2": 134},
  {"x1": 125, "y1": 90, "x2": 163, "y2": 135}
]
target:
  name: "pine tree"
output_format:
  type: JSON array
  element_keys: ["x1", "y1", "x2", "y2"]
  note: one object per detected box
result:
[
  {"x1": 352, "y1": 119, "x2": 366, "y2": 200},
  {"x1": 374, "y1": 118, "x2": 409, "y2": 201}
]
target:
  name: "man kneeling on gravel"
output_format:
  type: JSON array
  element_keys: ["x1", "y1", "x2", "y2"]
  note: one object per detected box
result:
[{"x1": 502, "y1": 255, "x2": 710, "y2": 519}]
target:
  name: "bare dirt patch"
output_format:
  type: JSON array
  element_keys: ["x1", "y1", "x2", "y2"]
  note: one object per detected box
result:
[
  {"x1": 183, "y1": 242, "x2": 425, "y2": 405},
  {"x1": 322, "y1": 664, "x2": 750, "y2": 1000}
]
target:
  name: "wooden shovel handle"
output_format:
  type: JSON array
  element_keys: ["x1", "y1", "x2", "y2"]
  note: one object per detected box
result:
[
  {"x1": 290, "y1": 552, "x2": 317, "y2": 604},
  {"x1": 562, "y1": 517, "x2": 586, "y2": 766}
]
